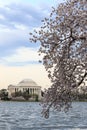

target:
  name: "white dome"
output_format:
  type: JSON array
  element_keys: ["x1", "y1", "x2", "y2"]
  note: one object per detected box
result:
[{"x1": 17, "y1": 79, "x2": 38, "y2": 87}]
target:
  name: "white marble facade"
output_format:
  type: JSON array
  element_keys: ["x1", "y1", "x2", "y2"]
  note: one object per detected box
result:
[{"x1": 8, "y1": 79, "x2": 42, "y2": 100}]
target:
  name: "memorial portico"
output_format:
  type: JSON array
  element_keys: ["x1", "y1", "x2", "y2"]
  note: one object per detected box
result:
[{"x1": 8, "y1": 79, "x2": 42, "y2": 100}]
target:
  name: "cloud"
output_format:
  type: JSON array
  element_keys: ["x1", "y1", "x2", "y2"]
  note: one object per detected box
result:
[
  {"x1": 0, "y1": 0, "x2": 60, "y2": 66},
  {"x1": 0, "y1": 1, "x2": 51, "y2": 56},
  {"x1": 0, "y1": 2, "x2": 51, "y2": 29},
  {"x1": 0, "y1": 46, "x2": 42, "y2": 65},
  {"x1": 0, "y1": 27, "x2": 28, "y2": 46}
]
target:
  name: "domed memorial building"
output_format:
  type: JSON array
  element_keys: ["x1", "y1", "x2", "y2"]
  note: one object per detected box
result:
[{"x1": 8, "y1": 79, "x2": 42, "y2": 100}]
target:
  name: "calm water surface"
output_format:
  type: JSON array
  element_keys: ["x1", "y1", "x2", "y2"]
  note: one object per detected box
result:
[{"x1": 0, "y1": 102, "x2": 87, "y2": 130}]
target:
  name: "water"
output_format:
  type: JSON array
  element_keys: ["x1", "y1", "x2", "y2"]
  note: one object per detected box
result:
[{"x1": 0, "y1": 102, "x2": 87, "y2": 130}]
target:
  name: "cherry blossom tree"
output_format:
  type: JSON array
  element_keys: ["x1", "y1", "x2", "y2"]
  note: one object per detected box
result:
[{"x1": 30, "y1": 0, "x2": 87, "y2": 118}]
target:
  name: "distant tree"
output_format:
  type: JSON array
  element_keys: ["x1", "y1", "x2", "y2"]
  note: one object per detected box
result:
[
  {"x1": 34, "y1": 94, "x2": 39, "y2": 102},
  {"x1": 12, "y1": 91, "x2": 22, "y2": 97},
  {"x1": 0, "y1": 89, "x2": 8, "y2": 100},
  {"x1": 22, "y1": 91, "x2": 31, "y2": 100},
  {"x1": 30, "y1": 0, "x2": 87, "y2": 118}
]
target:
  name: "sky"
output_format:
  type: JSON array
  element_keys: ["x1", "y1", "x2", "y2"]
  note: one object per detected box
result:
[{"x1": 0, "y1": 0, "x2": 63, "y2": 90}]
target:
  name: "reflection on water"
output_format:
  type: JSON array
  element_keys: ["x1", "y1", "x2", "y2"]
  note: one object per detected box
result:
[{"x1": 0, "y1": 102, "x2": 87, "y2": 130}]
